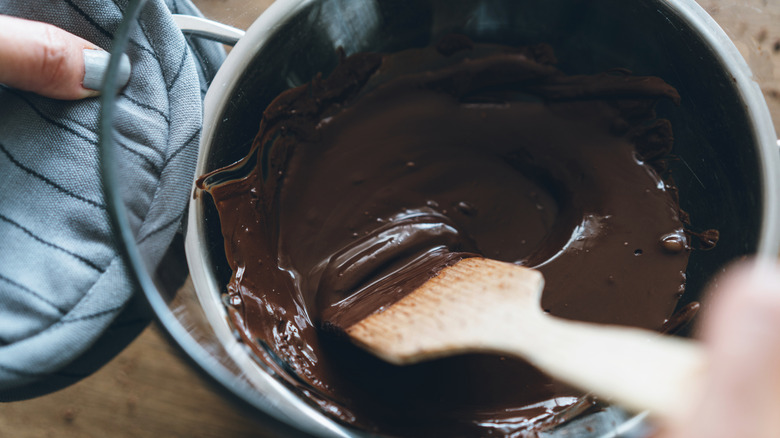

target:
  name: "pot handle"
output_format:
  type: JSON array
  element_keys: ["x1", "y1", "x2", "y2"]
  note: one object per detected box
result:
[{"x1": 172, "y1": 14, "x2": 245, "y2": 46}]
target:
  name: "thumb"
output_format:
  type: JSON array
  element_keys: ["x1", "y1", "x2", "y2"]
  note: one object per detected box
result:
[
  {"x1": 664, "y1": 261, "x2": 780, "y2": 438},
  {"x1": 0, "y1": 15, "x2": 130, "y2": 100}
]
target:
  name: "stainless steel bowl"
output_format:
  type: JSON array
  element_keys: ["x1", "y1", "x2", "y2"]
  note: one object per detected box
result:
[{"x1": 180, "y1": 0, "x2": 780, "y2": 436}]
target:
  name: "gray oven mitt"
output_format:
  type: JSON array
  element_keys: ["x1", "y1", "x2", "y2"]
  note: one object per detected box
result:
[{"x1": 0, "y1": 0, "x2": 224, "y2": 400}]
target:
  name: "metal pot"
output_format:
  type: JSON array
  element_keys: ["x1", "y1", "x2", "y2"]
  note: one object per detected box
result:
[{"x1": 177, "y1": 0, "x2": 780, "y2": 436}]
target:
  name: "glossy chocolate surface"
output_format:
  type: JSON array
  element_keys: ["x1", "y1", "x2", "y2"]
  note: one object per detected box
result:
[{"x1": 199, "y1": 36, "x2": 701, "y2": 436}]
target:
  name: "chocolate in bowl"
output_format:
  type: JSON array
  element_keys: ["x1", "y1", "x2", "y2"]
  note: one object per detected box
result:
[
  {"x1": 179, "y1": 1, "x2": 780, "y2": 437},
  {"x1": 197, "y1": 35, "x2": 708, "y2": 436}
]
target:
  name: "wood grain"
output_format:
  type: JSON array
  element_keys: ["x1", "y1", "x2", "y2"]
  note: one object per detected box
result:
[{"x1": 0, "y1": 324, "x2": 270, "y2": 438}]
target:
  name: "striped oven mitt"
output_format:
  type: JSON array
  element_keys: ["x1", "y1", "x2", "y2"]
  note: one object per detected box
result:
[{"x1": 0, "y1": 0, "x2": 223, "y2": 400}]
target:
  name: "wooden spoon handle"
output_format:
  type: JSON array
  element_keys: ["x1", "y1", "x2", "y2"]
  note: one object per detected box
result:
[{"x1": 498, "y1": 314, "x2": 706, "y2": 422}]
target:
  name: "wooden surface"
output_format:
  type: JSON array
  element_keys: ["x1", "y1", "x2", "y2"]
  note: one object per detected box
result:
[
  {"x1": 0, "y1": 324, "x2": 270, "y2": 438},
  {"x1": 2, "y1": 1, "x2": 779, "y2": 437}
]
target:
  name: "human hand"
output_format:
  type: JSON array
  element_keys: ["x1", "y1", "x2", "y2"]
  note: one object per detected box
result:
[
  {"x1": 0, "y1": 14, "x2": 130, "y2": 100},
  {"x1": 658, "y1": 261, "x2": 780, "y2": 438}
]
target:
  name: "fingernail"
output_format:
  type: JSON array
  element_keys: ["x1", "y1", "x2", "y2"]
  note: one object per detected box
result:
[{"x1": 83, "y1": 49, "x2": 131, "y2": 92}]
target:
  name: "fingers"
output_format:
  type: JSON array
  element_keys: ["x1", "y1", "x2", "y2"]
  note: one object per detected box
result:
[
  {"x1": 663, "y1": 261, "x2": 780, "y2": 438},
  {"x1": 0, "y1": 15, "x2": 130, "y2": 100}
]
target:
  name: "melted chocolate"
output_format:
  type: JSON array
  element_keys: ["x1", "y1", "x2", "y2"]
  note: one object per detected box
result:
[{"x1": 199, "y1": 37, "x2": 698, "y2": 436}]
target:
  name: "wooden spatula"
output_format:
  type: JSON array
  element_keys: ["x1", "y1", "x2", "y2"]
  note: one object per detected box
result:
[{"x1": 346, "y1": 257, "x2": 706, "y2": 422}]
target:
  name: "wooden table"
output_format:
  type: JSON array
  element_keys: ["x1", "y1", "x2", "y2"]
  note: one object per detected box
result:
[
  {"x1": 2, "y1": 1, "x2": 778, "y2": 437},
  {"x1": 0, "y1": 324, "x2": 269, "y2": 438}
]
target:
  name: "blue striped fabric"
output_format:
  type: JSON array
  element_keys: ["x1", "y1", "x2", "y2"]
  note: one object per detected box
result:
[{"x1": 0, "y1": 0, "x2": 224, "y2": 400}]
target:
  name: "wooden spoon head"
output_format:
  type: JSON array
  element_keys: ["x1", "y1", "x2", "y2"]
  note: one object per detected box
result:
[{"x1": 346, "y1": 257, "x2": 545, "y2": 365}]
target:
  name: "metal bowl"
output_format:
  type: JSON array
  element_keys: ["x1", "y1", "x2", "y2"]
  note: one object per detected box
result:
[{"x1": 180, "y1": 0, "x2": 780, "y2": 436}]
